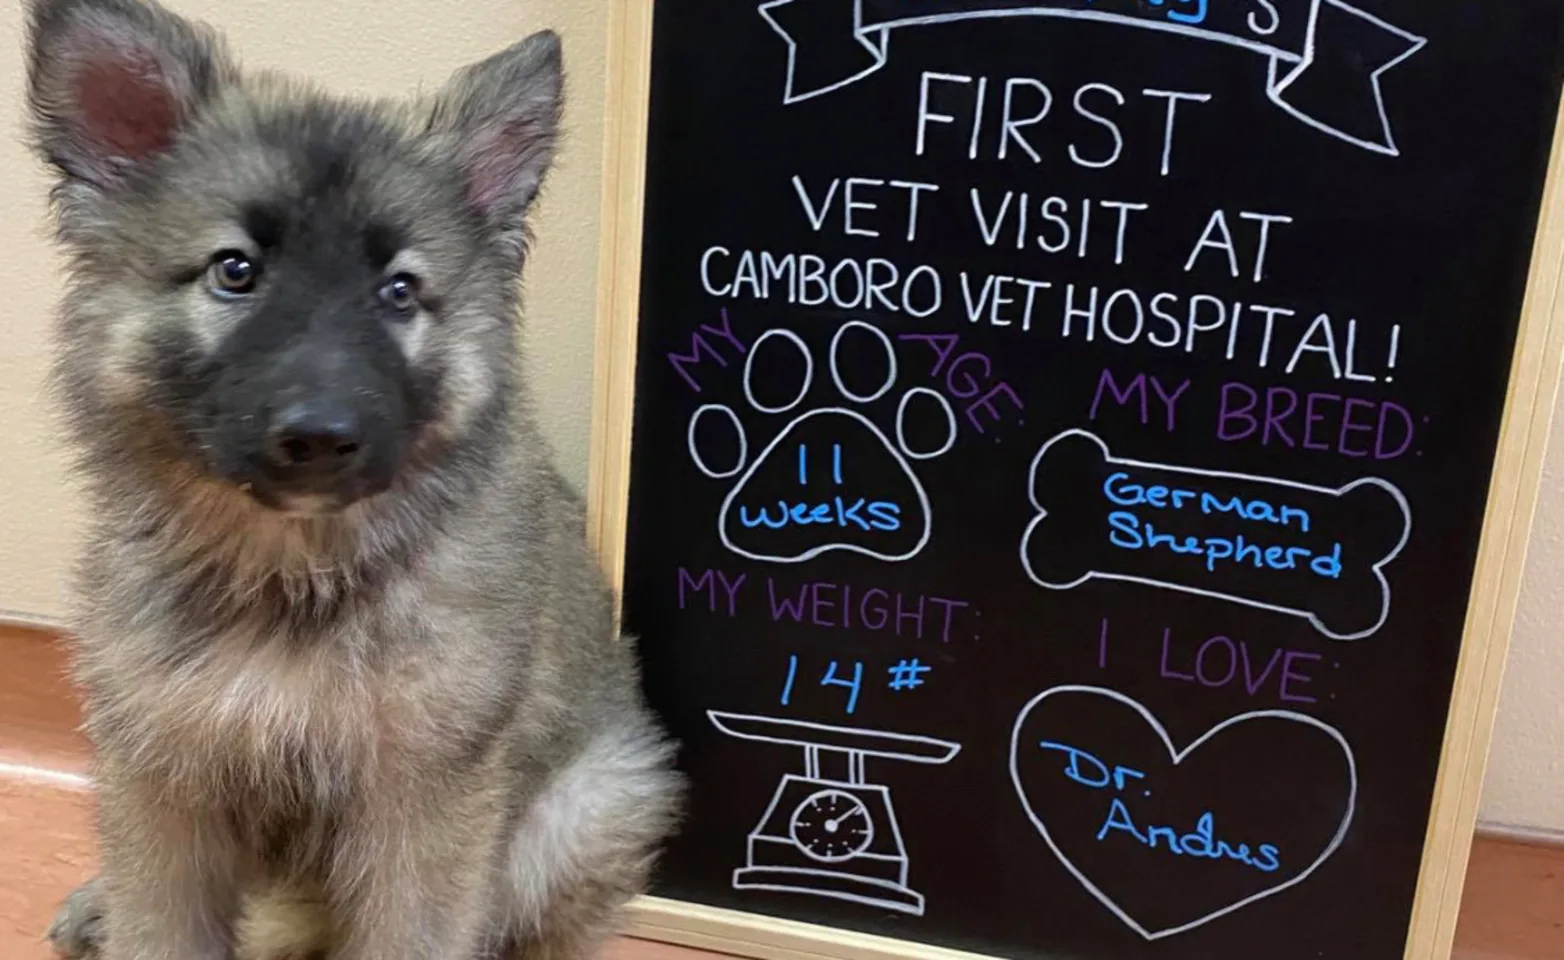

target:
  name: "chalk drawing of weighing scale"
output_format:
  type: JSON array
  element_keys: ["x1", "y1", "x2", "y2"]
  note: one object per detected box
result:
[{"x1": 708, "y1": 711, "x2": 962, "y2": 916}]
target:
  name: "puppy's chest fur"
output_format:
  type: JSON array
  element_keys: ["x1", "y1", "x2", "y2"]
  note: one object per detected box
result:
[
  {"x1": 85, "y1": 587, "x2": 467, "y2": 821},
  {"x1": 171, "y1": 629, "x2": 377, "y2": 795}
]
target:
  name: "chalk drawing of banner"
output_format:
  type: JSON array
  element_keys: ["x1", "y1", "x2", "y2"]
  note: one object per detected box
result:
[{"x1": 757, "y1": 0, "x2": 1427, "y2": 156}]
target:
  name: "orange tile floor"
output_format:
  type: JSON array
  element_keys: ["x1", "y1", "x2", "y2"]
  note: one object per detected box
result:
[{"x1": 0, "y1": 624, "x2": 1558, "y2": 960}]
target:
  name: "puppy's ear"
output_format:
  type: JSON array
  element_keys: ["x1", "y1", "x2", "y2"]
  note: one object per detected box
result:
[
  {"x1": 427, "y1": 30, "x2": 564, "y2": 234},
  {"x1": 24, "y1": 0, "x2": 233, "y2": 192}
]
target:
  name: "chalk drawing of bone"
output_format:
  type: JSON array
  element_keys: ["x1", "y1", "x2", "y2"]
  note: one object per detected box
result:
[{"x1": 1018, "y1": 429, "x2": 1411, "y2": 641}]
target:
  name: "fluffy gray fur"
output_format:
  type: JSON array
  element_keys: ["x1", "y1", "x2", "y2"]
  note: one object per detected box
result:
[{"x1": 22, "y1": 0, "x2": 684, "y2": 957}]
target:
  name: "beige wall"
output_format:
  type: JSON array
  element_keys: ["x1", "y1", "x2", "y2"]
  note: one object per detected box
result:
[
  {"x1": 1, "y1": 0, "x2": 1562, "y2": 836},
  {"x1": 1484, "y1": 395, "x2": 1564, "y2": 837}
]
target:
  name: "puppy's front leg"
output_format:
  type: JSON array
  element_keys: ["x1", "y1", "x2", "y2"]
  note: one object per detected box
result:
[
  {"x1": 94, "y1": 778, "x2": 240, "y2": 960},
  {"x1": 331, "y1": 795, "x2": 501, "y2": 960}
]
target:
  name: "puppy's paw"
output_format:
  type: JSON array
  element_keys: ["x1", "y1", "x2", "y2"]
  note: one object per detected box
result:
[{"x1": 46, "y1": 877, "x2": 104, "y2": 959}]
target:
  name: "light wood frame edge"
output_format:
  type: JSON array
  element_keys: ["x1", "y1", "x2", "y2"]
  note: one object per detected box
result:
[
  {"x1": 1399, "y1": 91, "x2": 1564, "y2": 960},
  {"x1": 587, "y1": 0, "x2": 654, "y2": 607},
  {"x1": 585, "y1": 5, "x2": 1564, "y2": 959},
  {"x1": 623, "y1": 897, "x2": 1010, "y2": 960}
]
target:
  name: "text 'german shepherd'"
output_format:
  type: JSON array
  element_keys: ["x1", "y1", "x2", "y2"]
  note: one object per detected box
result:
[{"x1": 21, "y1": 0, "x2": 684, "y2": 956}]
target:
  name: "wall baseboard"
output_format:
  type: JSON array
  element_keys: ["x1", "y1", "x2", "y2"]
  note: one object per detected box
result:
[
  {"x1": 0, "y1": 610, "x2": 66, "y2": 634},
  {"x1": 1475, "y1": 820, "x2": 1564, "y2": 848}
]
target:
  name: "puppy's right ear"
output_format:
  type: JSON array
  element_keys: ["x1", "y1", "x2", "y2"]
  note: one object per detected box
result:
[{"x1": 24, "y1": 0, "x2": 233, "y2": 193}]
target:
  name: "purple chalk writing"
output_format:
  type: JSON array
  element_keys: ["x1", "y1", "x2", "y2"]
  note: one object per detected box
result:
[
  {"x1": 1217, "y1": 381, "x2": 1415, "y2": 460},
  {"x1": 767, "y1": 578, "x2": 971, "y2": 643},
  {"x1": 1089, "y1": 368, "x2": 1190, "y2": 432},
  {"x1": 677, "y1": 567, "x2": 746, "y2": 616},
  {"x1": 1157, "y1": 625, "x2": 1324, "y2": 704},
  {"x1": 669, "y1": 308, "x2": 747, "y2": 392},
  {"x1": 898, "y1": 332, "x2": 1025, "y2": 433}
]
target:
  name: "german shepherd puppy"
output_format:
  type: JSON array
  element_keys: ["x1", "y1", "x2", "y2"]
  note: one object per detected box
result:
[{"x1": 22, "y1": 0, "x2": 683, "y2": 956}]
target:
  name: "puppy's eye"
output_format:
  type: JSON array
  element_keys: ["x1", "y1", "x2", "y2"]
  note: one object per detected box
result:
[
  {"x1": 378, "y1": 274, "x2": 420, "y2": 313},
  {"x1": 207, "y1": 251, "x2": 258, "y2": 296}
]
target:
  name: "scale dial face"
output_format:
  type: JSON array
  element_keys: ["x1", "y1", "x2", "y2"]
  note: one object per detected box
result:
[{"x1": 789, "y1": 788, "x2": 876, "y2": 862}]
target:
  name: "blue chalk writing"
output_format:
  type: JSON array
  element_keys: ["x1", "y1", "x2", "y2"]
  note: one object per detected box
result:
[
  {"x1": 822, "y1": 660, "x2": 864, "y2": 714},
  {"x1": 780, "y1": 653, "x2": 799, "y2": 705},
  {"x1": 1096, "y1": 800, "x2": 1280, "y2": 873},
  {"x1": 1107, "y1": 511, "x2": 1343, "y2": 578},
  {"x1": 744, "y1": 442, "x2": 901, "y2": 532},
  {"x1": 740, "y1": 498, "x2": 902, "y2": 531},
  {"x1": 1152, "y1": 0, "x2": 1208, "y2": 25},
  {"x1": 1088, "y1": 0, "x2": 1207, "y2": 24},
  {"x1": 1090, "y1": 0, "x2": 1207, "y2": 25},
  {"x1": 797, "y1": 443, "x2": 844, "y2": 486},
  {"x1": 1040, "y1": 741, "x2": 1145, "y2": 791},
  {"x1": 1103, "y1": 472, "x2": 1312, "y2": 532},
  {"x1": 1041, "y1": 741, "x2": 1281, "y2": 875},
  {"x1": 887, "y1": 658, "x2": 932, "y2": 691}
]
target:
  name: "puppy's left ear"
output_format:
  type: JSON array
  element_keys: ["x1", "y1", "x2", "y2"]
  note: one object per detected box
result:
[
  {"x1": 429, "y1": 30, "x2": 564, "y2": 235},
  {"x1": 24, "y1": 0, "x2": 233, "y2": 194}
]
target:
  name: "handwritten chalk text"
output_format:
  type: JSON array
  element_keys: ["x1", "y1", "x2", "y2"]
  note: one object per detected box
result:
[
  {"x1": 1038, "y1": 741, "x2": 1281, "y2": 874},
  {"x1": 781, "y1": 653, "x2": 939, "y2": 715},
  {"x1": 1157, "y1": 626, "x2": 1324, "y2": 704},
  {"x1": 699, "y1": 249, "x2": 1401, "y2": 381},
  {"x1": 673, "y1": 567, "x2": 973, "y2": 643},
  {"x1": 768, "y1": 579, "x2": 972, "y2": 643},
  {"x1": 898, "y1": 332, "x2": 1027, "y2": 433},
  {"x1": 915, "y1": 73, "x2": 1213, "y2": 177},
  {"x1": 1217, "y1": 382, "x2": 1417, "y2": 460}
]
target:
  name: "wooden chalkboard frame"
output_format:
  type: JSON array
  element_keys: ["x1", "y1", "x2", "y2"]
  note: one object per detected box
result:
[{"x1": 585, "y1": 3, "x2": 1564, "y2": 959}]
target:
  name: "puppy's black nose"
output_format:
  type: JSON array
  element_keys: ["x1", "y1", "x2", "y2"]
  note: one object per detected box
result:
[{"x1": 267, "y1": 404, "x2": 364, "y2": 472}]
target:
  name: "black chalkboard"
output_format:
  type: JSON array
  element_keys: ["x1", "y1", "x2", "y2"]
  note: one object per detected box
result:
[{"x1": 613, "y1": 3, "x2": 1564, "y2": 959}]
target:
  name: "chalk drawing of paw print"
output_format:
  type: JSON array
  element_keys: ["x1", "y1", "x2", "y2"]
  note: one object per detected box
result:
[{"x1": 688, "y1": 321, "x2": 959, "y2": 564}]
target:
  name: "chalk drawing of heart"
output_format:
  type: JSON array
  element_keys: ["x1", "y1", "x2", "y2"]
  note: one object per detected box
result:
[{"x1": 1008, "y1": 686, "x2": 1357, "y2": 940}]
